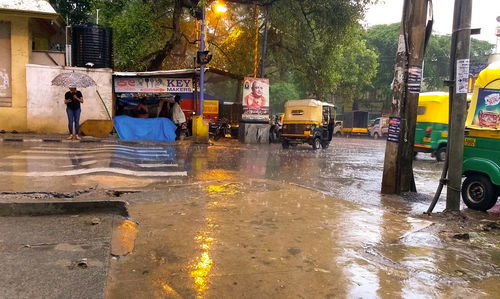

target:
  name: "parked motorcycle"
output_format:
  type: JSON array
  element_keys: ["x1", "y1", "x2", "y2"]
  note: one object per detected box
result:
[
  {"x1": 209, "y1": 118, "x2": 231, "y2": 141},
  {"x1": 176, "y1": 122, "x2": 188, "y2": 140},
  {"x1": 269, "y1": 114, "x2": 283, "y2": 143}
]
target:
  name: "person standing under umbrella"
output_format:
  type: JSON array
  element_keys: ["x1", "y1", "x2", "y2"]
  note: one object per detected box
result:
[{"x1": 64, "y1": 84, "x2": 84, "y2": 140}]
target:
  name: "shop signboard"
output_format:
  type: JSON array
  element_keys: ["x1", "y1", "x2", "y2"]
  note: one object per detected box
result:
[
  {"x1": 114, "y1": 77, "x2": 193, "y2": 93},
  {"x1": 203, "y1": 100, "x2": 219, "y2": 115},
  {"x1": 242, "y1": 77, "x2": 269, "y2": 122}
]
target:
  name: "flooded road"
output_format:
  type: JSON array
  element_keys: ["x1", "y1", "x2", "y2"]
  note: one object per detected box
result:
[
  {"x1": 0, "y1": 138, "x2": 445, "y2": 214},
  {"x1": 0, "y1": 138, "x2": 499, "y2": 298}
]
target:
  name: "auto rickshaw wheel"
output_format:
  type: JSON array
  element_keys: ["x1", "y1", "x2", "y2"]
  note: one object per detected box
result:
[
  {"x1": 321, "y1": 141, "x2": 329, "y2": 149},
  {"x1": 435, "y1": 146, "x2": 447, "y2": 162},
  {"x1": 312, "y1": 137, "x2": 321, "y2": 150},
  {"x1": 461, "y1": 174, "x2": 499, "y2": 211},
  {"x1": 373, "y1": 132, "x2": 379, "y2": 139},
  {"x1": 282, "y1": 140, "x2": 290, "y2": 149}
]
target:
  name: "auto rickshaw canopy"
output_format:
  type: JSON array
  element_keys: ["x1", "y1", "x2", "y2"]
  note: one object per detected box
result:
[
  {"x1": 283, "y1": 99, "x2": 335, "y2": 124},
  {"x1": 417, "y1": 92, "x2": 449, "y2": 125},
  {"x1": 466, "y1": 61, "x2": 500, "y2": 134}
]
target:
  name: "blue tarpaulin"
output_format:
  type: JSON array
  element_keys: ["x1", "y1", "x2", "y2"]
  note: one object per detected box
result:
[{"x1": 113, "y1": 115, "x2": 177, "y2": 142}]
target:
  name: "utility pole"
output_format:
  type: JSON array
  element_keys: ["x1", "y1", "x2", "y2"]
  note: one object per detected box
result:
[
  {"x1": 446, "y1": 0, "x2": 472, "y2": 211},
  {"x1": 382, "y1": 0, "x2": 429, "y2": 194}
]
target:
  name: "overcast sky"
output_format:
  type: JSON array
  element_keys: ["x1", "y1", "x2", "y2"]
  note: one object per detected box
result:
[{"x1": 364, "y1": 0, "x2": 499, "y2": 45}]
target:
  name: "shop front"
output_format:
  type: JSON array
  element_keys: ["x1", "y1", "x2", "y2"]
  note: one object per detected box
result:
[{"x1": 112, "y1": 70, "x2": 221, "y2": 140}]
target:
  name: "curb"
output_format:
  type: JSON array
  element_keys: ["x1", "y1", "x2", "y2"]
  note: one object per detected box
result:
[
  {"x1": 0, "y1": 200, "x2": 129, "y2": 217},
  {"x1": 0, "y1": 135, "x2": 119, "y2": 144}
]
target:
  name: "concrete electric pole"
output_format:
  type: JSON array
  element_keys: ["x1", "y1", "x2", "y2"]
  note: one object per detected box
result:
[
  {"x1": 382, "y1": 0, "x2": 429, "y2": 194},
  {"x1": 446, "y1": 0, "x2": 472, "y2": 211}
]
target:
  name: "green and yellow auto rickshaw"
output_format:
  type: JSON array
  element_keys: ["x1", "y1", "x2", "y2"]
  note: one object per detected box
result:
[
  {"x1": 414, "y1": 92, "x2": 449, "y2": 161},
  {"x1": 461, "y1": 61, "x2": 500, "y2": 211},
  {"x1": 281, "y1": 99, "x2": 335, "y2": 149}
]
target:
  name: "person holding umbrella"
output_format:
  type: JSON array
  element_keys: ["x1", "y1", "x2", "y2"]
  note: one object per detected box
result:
[{"x1": 64, "y1": 84, "x2": 84, "y2": 140}]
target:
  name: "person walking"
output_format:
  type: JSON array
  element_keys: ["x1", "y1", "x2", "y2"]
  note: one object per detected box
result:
[
  {"x1": 64, "y1": 84, "x2": 83, "y2": 140},
  {"x1": 170, "y1": 95, "x2": 186, "y2": 139}
]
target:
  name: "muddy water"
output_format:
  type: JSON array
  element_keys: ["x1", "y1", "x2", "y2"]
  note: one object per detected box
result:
[{"x1": 106, "y1": 181, "x2": 500, "y2": 298}]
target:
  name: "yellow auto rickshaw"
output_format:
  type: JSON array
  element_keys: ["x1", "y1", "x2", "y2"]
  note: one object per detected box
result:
[
  {"x1": 281, "y1": 99, "x2": 335, "y2": 149},
  {"x1": 414, "y1": 92, "x2": 450, "y2": 161}
]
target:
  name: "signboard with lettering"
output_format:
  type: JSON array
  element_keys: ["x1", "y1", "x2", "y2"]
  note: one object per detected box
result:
[
  {"x1": 203, "y1": 100, "x2": 219, "y2": 115},
  {"x1": 114, "y1": 77, "x2": 193, "y2": 93},
  {"x1": 387, "y1": 117, "x2": 402, "y2": 143}
]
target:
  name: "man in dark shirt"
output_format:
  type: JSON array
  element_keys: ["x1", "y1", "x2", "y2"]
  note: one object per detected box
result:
[{"x1": 64, "y1": 84, "x2": 84, "y2": 140}]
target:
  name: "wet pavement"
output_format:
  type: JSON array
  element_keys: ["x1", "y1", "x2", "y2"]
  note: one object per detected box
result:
[
  {"x1": 0, "y1": 213, "x2": 120, "y2": 298},
  {"x1": 0, "y1": 137, "x2": 499, "y2": 298}
]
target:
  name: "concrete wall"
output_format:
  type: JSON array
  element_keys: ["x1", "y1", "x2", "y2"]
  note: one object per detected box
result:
[
  {"x1": 26, "y1": 65, "x2": 113, "y2": 133},
  {"x1": 30, "y1": 51, "x2": 65, "y2": 66},
  {"x1": 0, "y1": 15, "x2": 29, "y2": 131}
]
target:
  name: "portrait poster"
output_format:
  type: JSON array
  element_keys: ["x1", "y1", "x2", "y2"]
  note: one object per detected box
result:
[
  {"x1": 242, "y1": 77, "x2": 269, "y2": 122},
  {"x1": 469, "y1": 88, "x2": 500, "y2": 130}
]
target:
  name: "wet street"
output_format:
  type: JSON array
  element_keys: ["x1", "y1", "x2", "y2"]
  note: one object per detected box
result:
[
  {"x1": 0, "y1": 137, "x2": 499, "y2": 298},
  {"x1": 0, "y1": 138, "x2": 446, "y2": 213}
]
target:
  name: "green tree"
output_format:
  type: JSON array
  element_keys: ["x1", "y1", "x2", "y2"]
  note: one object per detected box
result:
[
  {"x1": 269, "y1": 81, "x2": 302, "y2": 113},
  {"x1": 365, "y1": 23, "x2": 494, "y2": 102},
  {"x1": 49, "y1": 0, "x2": 92, "y2": 25},
  {"x1": 364, "y1": 23, "x2": 400, "y2": 106}
]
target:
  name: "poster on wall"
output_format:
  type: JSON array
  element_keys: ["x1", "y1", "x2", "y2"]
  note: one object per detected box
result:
[
  {"x1": 114, "y1": 77, "x2": 193, "y2": 93},
  {"x1": 470, "y1": 88, "x2": 500, "y2": 129},
  {"x1": 242, "y1": 77, "x2": 269, "y2": 122}
]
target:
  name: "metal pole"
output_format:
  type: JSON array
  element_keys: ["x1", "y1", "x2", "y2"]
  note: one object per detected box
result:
[
  {"x1": 200, "y1": 8, "x2": 205, "y2": 116},
  {"x1": 446, "y1": 0, "x2": 472, "y2": 211}
]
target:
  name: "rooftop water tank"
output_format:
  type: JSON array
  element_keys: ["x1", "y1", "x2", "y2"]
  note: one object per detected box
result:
[{"x1": 72, "y1": 23, "x2": 113, "y2": 68}]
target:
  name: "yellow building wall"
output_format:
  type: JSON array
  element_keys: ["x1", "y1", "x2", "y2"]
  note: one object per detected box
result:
[{"x1": 0, "y1": 15, "x2": 29, "y2": 132}]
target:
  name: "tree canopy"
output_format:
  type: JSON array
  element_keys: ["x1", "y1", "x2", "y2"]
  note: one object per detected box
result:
[
  {"x1": 50, "y1": 0, "x2": 377, "y2": 108},
  {"x1": 365, "y1": 23, "x2": 494, "y2": 109}
]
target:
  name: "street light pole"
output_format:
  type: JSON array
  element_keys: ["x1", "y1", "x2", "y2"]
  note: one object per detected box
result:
[{"x1": 199, "y1": 8, "x2": 206, "y2": 116}]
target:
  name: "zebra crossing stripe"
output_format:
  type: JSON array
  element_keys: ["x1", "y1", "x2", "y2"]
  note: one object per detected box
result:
[{"x1": 4, "y1": 167, "x2": 187, "y2": 177}]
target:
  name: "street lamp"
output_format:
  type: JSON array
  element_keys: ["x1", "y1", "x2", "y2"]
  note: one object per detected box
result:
[{"x1": 199, "y1": 7, "x2": 206, "y2": 116}]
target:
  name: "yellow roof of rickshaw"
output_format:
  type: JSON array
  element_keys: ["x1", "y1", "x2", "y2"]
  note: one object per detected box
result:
[
  {"x1": 475, "y1": 61, "x2": 500, "y2": 88},
  {"x1": 418, "y1": 92, "x2": 449, "y2": 103},
  {"x1": 284, "y1": 99, "x2": 335, "y2": 108},
  {"x1": 465, "y1": 61, "x2": 500, "y2": 132}
]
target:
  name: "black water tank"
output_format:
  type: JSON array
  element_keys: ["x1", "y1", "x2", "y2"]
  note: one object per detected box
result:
[{"x1": 72, "y1": 23, "x2": 113, "y2": 68}]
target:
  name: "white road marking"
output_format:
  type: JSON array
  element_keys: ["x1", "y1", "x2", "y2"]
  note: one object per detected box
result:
[
  {"x1": 3, "y1": 167, "x2": 187, "y2": 177},
  {"x1": 137, "y1": 163, "x2": 178, "y2": 168}
]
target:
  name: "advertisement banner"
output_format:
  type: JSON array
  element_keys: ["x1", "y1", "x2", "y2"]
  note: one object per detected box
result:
[
  {"x1": 114, "y1": 77, "x2": 193, "y2": 93},
  {"x1": 470, "y1": 88, "x2": 500, "y2": 129},
  {"x1": 242, "y1": 77, "x2": 269, "y2": 122},
  {"x1": 203, "y1": 100, "x2": 219, "y2": 115}
]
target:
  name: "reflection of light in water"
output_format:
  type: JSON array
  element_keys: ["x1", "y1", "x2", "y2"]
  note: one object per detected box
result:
[
  {"x1": 207, "y1": 184, "x2": 238, "y2": 196},
  {"x1": 160, "y1": 281, "x2": 182, "y2": 297},
  {"x1": 190, "y1": 183, "x2": 238, "y2": 296},
  {"x1": 190, "y1": 229, "x2": 215, "y2": 297},
  {"x1": 196, "y1": 169, "x2": 235, "y2": 181}
]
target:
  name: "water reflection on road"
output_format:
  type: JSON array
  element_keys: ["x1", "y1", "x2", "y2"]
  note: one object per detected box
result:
[{"x1": 183, "y1": 138, "x2": 447, "y2": 214}]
